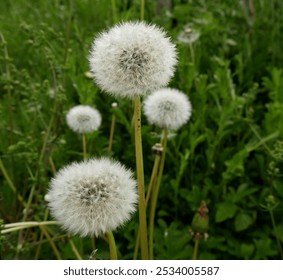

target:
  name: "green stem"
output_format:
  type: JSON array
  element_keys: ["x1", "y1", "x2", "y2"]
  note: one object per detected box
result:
[
  {"x1": 134, "y1": 97, "x2": 148, "y2": 260},
  {"x1": 107, "y1": 231, "x2": 118, "y2": 260},
  {"x1": 68, "y1": 235, "x2": 83, "y2": 260},
  {"x1": 0, "y1": 158, "x2": 26, "y2": 207},
  {"x1": 108, "y1": 114, "x2": 116, "y2": 152},
  {"x1": 189, "y1": 43, "x2": 195, "y2": 65},
  {"x1": 133, "y1": 154, "x2": 161, "y2": 259},
  {"x1": 269, "y1": 209, "x2": 283, "y2": 259},
  {"x1": 34, "y1": 208, "x2": 49, "y2": 259},
  {"x1": 82, "y1": 134, "x2": 87, "y2": 160},
  {"x1": 149, "y1": 129, "x2": 168, "y2": 259},
  {"x1": 39, "y1": 225, "x2": 62, "y2": 260},
  {"x1": 3, "y1": 220, "x2": 58, "y2": 229},
  {"x1": 146, "y1": 154, "x2": 161, "y2": 207},
  {"x1": 192, "y1": 238, "x2": 200, "y2": 260},
  {"x1": 141, "y1": 0, "x2": 145, "y2": 20}
]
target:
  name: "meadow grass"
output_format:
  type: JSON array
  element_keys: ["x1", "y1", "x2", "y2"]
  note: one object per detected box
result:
[{"x1": 0, "y1": 0, "x2": 283, "y2": 260}]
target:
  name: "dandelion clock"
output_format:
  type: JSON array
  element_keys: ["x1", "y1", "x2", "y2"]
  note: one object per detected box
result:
[
  {"x1": 144, "y1": 88, "x2": 192, "y2": 130},
  {"x1": 89, "y1": 21, "x2": 177, "y2": 98},
  {"x1": 66, "y1": 105, "x2": 102, "y2": 134},
  {"x1": 45, "y1": 158, "x2": 138, "y2": 237}
]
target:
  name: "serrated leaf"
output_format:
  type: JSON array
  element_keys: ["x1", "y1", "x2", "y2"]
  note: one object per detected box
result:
[
  {"x1": 235, "y1": 212, "x2": 253, "y2": 231},
  {"x1": 215, "y1": 202, "x2": 237, "y2": 222}
]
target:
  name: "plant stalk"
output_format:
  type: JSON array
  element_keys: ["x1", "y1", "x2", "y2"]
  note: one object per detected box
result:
[
  {"x1": 192, "y1": 238, "x2": 200, "y2": 260},
  {"x1": 134, "y1": 97, "x2": 148, "y2": 260},
  {"x1": 149, "y1": 128, "x2": 168, "y2": 259},
  {"x1": 107, "y1": 231, "x2": 118, "y2": 260}
]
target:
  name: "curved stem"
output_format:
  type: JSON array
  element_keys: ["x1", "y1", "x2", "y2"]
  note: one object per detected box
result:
[
  {"x1": 149, "y1": 129, "x2": 168, "y2": 259},
  {"x1": 134, "y1": 97, "x2": 148, "y2": 260},
  {"x1": 107, "y1": 231, "x2": 118, "y2": 260},
  {"x1": 146, "y1": 155, "x2": 161, "y2": 207}
]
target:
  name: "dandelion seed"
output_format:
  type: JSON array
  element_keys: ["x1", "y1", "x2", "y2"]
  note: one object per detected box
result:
[
  {"x1": 46, "y1": 158, "x2": 138, "y2": 237},
  {"x1": 66, "y1": 105, "x2": 102, "y2": 134},
  {"x1": 89, "y1": 21, "x2": 177, "y2": 98},
  {"x1": 143, "y1": 88, "x2": 192, "y2": 130}
]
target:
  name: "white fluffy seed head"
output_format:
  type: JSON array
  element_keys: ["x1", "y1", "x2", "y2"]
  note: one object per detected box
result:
[
  {"x1": 143, "y1": 88, "x2": 192, "y2": 130},
  {"x1": 46, "y1": 157, "x2": 138, "y2": 237},
  {"x1": 89, "y1": 21, "x2": 178, "y2": 99},
  {"x1": 66, "y1": 105, "x2": 102, "y2": 134}
]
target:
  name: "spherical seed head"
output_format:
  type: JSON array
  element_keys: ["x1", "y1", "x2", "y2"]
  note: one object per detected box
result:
[
  {"x1": 143, "y1": 88, "x2": 192, "y2": 130},
  {"x1": 46, "y1": 158, "x2": 138, "y2": 237},
  {"x1": 66, "y1": 105, "x2": 102, "y2": 134},
  {"x1": 89, "y1": 21, "x2": 178, "y2": 99}
]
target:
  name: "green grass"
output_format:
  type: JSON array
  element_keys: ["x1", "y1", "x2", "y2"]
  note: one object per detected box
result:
[{"x1": 0, "y1": 0, "x2": 283, "y2": 260}]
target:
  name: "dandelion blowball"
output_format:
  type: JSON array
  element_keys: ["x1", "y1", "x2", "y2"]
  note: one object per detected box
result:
[
  {"x1": 46, "y1": 158, "x2": 138, "y2": 237},
  {"x1": 143, "y1": 88, "x2": 192, "y2": 130},
  {"x1": 66, "y1": 105, "x2": 102, "y2": 134},
  {"x1": 89, "y1": 21, "x2": 177, "y2": 98}
]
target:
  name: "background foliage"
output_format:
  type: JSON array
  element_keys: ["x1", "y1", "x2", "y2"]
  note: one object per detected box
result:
[{"x1": 0, "y1": 0, "x2": 283, "y2": 260}]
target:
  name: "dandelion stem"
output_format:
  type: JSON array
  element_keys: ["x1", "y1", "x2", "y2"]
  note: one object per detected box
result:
[
  {"x1": 134, "y1": 97, "x2": 149, "y2": 260},
  {"x1": 192, "y1": 238, "x2": 200, "y2": 260},
  {"x1": 189, "y1": 43, "x2": 195, "y2": 65},
  {"x1": 146, "y1": 154, "x2": 161, "y2": 207},
  {"x1": 108, "y1": 114, "x2": 116, "y2": 152},
  {"x1": 82, "y1": 134, "x2": 87, "y2": 160},
  {"x1": 2, "y1": 221, "x2": 58, "y2": 230},
  {"x1": 141, "y1": 0, "x2": 145, "y2": 20},
  {"x1": 133, "y1": 153, "x2": 161, "y2": 260},
  {"x1": 149, "y1": 128, "x2": 168, "y2": 259},
  {"x1": 107, "y1": 231, "x2": 118, "y2": 260}
]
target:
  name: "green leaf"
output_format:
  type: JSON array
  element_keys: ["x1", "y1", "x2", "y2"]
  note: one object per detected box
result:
[
  {"x1": 215, "y1": 202, "x2": 237, "y2": 222},
  {"x1": 240, "y1": 243, "x2": 255, "y2": 259},
  {"x1": 223, "y1": 149, "x2": 249, "y2": 181},
  {"x1": 234, "y1": 213, "x2": 253, "y2": 231}
]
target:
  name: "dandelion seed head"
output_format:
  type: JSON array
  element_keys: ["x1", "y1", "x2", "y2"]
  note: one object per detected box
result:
[
  {"x1": 144, "y1": 88, "x2": 192, "y2": 130},
  {"x1": 66, "y1": 105, "x2": 102, "y2": 134},
  {"x1": 177, "y1": 24, "x2": 200, "y2": 44},
  {"x1": 89, "y1": 21, "x2": 177, "y2": 98},
  {"x1": 46, "y1": 158, "x2": 138, "y2": 237}
]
